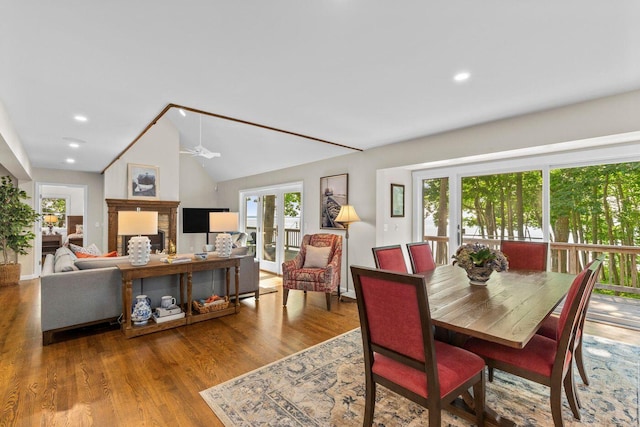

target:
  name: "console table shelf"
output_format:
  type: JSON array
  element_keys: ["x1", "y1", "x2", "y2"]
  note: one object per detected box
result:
[{"x1": 117, "y1": 256, "x2": 241, "y2": 338}]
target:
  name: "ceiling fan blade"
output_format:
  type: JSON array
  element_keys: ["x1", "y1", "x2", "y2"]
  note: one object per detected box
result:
[{"x1": 201, "y1": 151, "x2": 221, "y2": 159}]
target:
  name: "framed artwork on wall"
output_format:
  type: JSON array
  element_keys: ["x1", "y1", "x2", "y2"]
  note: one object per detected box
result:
[
  {"x1": 128, "y1": 163, "x2": 159, "y2": 200},
  {"x1": 320, "y1": 173, "x2": 348, "y2": 229},
  {"x1": 391, "y1": 183, "x2": 404, "y2": 217}
]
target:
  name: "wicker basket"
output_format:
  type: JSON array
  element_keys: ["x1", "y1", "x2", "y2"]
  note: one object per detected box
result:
[
  {"x1": 192, "y1": 297, "x2": 229, "y2": 314},
  {"x1": 0, "y1": 263, "x2": 21, "y2": 287}
]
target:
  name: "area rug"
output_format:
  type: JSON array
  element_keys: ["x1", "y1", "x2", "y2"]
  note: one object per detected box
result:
[{"x1": 200, "y1": 329, "x2": 639, "y2": 426}]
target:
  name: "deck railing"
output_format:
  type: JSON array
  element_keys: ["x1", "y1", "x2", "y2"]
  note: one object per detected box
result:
[
  {"x1": 243, "y1": 227, "x2": 301, "y2": 251},
  {"x1": 423, "y1": 236, "x2": 640, "y2": 295}
]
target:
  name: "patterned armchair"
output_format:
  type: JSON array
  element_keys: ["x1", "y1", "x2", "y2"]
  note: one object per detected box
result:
[{"x1": 282, "y1": 234, "x2": 342, "y2": 311}]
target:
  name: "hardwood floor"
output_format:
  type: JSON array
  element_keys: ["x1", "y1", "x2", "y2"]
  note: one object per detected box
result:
[{"x1": 1, "y1": 273, "x2": 637, "y2": 426}]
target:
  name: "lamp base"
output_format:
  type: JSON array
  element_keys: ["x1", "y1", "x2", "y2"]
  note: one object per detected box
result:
[
  {"x1": 215, "y1": 233, "x2": 233, "y2": 257},
  {"x1": 128, "y1": 236, "x2": 151, "y2": 266}
]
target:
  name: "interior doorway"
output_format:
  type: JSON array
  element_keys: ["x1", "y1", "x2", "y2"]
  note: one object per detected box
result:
[{"x1": 36, "y1": 182, "x2": 87, "y2": 274}]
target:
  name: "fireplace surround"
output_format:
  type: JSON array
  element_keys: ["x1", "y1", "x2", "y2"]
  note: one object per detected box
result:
[{"x1": 106, "y1": 199, "x2": 180, "y2": 255}]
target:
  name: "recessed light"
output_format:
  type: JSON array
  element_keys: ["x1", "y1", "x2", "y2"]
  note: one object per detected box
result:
[
  {"x1": 63, "y1": 137, "x2": 86, "y2": 147},
  {"x1": 66, "y1": 158, "x2": 75, "y2": 164},
  {"x1": 179, "y1": 109, "x2": 186, "y2": 117},
  {"x1": 453, "y1": 71, "x2": 471, "y2": 83},
  {"x1": 74, "y1": 115, "x2": 88, "y2": 122}
]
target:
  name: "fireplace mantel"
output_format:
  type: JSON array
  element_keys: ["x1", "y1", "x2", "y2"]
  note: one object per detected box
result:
[{"x1": 106, "y1": 199, "x2": 180, "y2": 253}]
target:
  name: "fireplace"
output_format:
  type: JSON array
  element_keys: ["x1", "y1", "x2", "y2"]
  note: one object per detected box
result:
[
  {"x1": 106, "y1": 199, "x2": 180, "y2": 255},
  {"x1": 123, "y1": 230, "x2": 165, "y2": 254}
]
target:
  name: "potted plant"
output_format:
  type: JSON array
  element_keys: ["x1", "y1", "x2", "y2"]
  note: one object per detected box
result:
[
  {"x1": 452, "y1": 243, "x2": 509, "y2": 285},
  {"x1": 0, "y1": 176, "x2": 41, "y2": 286}
]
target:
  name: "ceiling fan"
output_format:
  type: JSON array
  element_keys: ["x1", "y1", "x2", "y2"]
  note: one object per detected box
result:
[{"x1": 180, "y1": 115, "x2": 221, "y2": 159}]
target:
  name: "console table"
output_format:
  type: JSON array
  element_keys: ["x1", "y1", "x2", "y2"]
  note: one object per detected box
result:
[{"x1": 117, "y1": 256, "x2": 241, "y2": 338}]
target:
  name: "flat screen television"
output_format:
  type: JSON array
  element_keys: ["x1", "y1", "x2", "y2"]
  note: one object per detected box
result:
[{"x1": 182, "y1": 207, "x2": 229, "y2": 233}]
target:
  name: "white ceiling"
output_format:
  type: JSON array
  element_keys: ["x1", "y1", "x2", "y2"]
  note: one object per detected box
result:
[{"x1": 2, "y1": 1, "x2": 640, "y2": 182}]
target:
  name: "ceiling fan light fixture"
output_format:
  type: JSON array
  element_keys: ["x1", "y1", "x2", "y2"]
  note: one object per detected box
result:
[{"x1": 179, "y1": 114, "x2": 221, "y2": 160}]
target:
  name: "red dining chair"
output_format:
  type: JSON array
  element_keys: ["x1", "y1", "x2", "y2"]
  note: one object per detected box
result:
[
  {"x1": 536, "y1": 258, "x2": 603, "y2": 387},
  {"x1": 351, "y1": 265, "x2": 486, "y2": 426},
  {"x1": 464, "y1": 259, "x2": 602, "y2": 427},
  {"x1": 406, "y1": 241, "x2": 436, "y2": 274},
  {"x1": 371, "y1": 245, "x2": 408, "y2": 273},
  {"x1": 500, "y1": 240, "x2": 548, "y2": 271}
]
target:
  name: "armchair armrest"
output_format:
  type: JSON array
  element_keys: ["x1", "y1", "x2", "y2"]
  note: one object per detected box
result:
[{"x1": 282, "y1": 253, "x2": 304, "y2": 275}]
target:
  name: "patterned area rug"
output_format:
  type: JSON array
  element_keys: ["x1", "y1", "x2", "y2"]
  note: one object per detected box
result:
[{"x1": 200, "y1": 329, "x2": 639, "y2": 426}]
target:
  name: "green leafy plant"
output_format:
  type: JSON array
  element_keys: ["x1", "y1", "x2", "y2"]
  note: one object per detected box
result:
[
  {"x1": 0, "y1": 176, "x2": 41, "y2": 265},
  {"x1": 452, "y1": 243, "x2": 509, "y2": 272}
]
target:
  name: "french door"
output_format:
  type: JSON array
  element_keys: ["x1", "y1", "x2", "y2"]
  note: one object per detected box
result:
[{"x1": 241, "y1": 183, "x2": 302, "y2": 274}]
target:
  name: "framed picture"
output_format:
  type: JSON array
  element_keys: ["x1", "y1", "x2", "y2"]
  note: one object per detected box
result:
[
  {"x1": 128, "y1": 163, "x2": 159, "y2": 200},
  {"x1": 320, "y1": 173, "x2": 348, "y2": 229},
  {"x1": 391, "y1": 183, "x2": 404, "y2": 217}
]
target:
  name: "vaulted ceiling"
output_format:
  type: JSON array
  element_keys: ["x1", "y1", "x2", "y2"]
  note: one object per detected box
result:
[{"x1": 2, "y1": 1, "x2": 639, "y2": 182}]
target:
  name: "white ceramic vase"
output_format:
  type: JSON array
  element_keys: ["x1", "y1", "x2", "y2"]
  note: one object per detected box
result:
[{"x1": 131, "y1": 294, "x2": 152, "y2": 325}]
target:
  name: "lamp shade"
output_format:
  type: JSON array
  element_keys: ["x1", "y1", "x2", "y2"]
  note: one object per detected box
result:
[
  {"x1": 335, "y1": 205, "x2": 360, "y2": 224},
  {"x1": 43, "y1": 215, "x2": 58, "y2": 225},
  {"x1": 118, "y1": 210, "x2": 158, "y2": 235},
  {"x1": 209, "y1": 212, "x2": 239, "y2": 233}
]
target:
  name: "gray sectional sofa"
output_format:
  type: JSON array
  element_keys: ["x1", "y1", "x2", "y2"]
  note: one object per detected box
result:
[{"x1": 40, "y1": 247, "x2": 260, "y2": 345}]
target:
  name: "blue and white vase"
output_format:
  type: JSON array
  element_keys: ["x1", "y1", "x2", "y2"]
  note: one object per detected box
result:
[{"x1": 131, "y1": 294, "x2": 152, "y2": 325}]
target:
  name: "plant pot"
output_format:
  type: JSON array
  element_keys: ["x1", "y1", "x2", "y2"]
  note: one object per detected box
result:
[
  {"x1": 466, "y1": 265, "x2": 493, "y2": 286},
  {"x1": 0, "y1": 263, "x2": 21, "y2": 287}
]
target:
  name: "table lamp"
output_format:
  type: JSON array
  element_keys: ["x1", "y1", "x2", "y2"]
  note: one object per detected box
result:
[
  {"x1": 118, "y1": 209, "x2": 158, "y2": 265},
  {"x1": 335, "y1": 204, "x2": 360, "y2": 300},
  {"x1": 43, "y1": 214, "x2": 58, "y2": 234},
  {"x1": 209, "y1": 212, "x2": 238, "y2": 257}
]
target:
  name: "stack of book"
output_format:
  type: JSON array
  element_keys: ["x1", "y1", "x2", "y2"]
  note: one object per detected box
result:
[
  {"x1": 153, "y1": 306, "x2": 185, "y2": 323},
  {"x1": 160, "y1": 256, "x2": 191, "y2": 264}
]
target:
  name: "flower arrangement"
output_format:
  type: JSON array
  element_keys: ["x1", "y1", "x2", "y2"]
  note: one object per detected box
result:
[{"x1": 452, "y1": 243, "x2": 509, "y2": 273}]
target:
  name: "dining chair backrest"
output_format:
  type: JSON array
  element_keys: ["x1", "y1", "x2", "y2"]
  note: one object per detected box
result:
[
  {"x1": 351, "y1": 265, "x2": 486, "y2": 426},
  {"x1": 500, "y1": 240, "x2": 548, "y2": 271},
  {"x1": 406, "y1": 242, "x2": 436, "y2": 274},
  {"x1": 555, "y1": 260, "x2": 601, "y2": 360},
  {"x1": 371, "y1": 245, "x2": 408, "y2": 273},
  {"x1": 557, "y1": 257, "x2": 603, "y2": 340}
]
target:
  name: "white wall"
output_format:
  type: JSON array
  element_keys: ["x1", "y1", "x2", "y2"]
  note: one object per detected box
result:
[
  {"x1": 103, "y1": 115, "x2": 219, "y2": 254},
  {"x1": 178, "y1": 153, "x2": 218, "y2": 253},
  {"x1": 214, "y1": 89, "x2": 640, "y2": 290},
  {"x1": 103, "y1": 117, "x2": 181, "y2": 201},
  {"x1": 42, "y1": 185, "x2": 84, "y2": 215}
]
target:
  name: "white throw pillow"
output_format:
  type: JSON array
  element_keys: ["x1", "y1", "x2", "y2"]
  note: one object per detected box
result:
[
  {"x1": 69, "y1": 242, "x2": 101, "y2": 256},
  {"x1": 303, "y1": 245, "x2": 331, "y2": 268}
]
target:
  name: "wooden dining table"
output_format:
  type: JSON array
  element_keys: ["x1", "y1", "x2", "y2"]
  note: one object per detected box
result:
[
  {"x1": 419, "y1": 265, "x2": 575, "y2": 425},
  {"x1": 420, "y1": 264, "x2": 575, "y2": 349}
]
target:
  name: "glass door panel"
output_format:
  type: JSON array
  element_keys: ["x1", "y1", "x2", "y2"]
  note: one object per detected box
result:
[
  {"x1": 422, "y1": 177, "x2": 449, "y2": 265},
  {"x1": 283, "y1": 191, "x2": 301, "y2": 262},
  {"x1": 260, "y1": 194, "x2": 279, "y2": 271}
]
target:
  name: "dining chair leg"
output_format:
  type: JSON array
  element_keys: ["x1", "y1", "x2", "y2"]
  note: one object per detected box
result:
[
  {"x1": 473, "y1": 371, "x2": 486, "y2": 426},
  {"x1": 564, "y1": 369, "x2": 581, "y2": 420},
  {"x1": 550, "y1": 381, "x2": 565, "y2": 427},
  {"x1": 575, "y1": 336, "x2": 590, "y2": 386},
  {"x1": 363, "y1": 378, "x2": 375, "y2": 426}
]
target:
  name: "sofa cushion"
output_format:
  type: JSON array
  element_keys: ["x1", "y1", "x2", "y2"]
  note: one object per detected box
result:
[
  {"x1": 231, "y1": 246, "x2": 249, "y2": 256},
  {"x1": 54, "y1": 246, "x2": 78, "y2": 272},
  {"x1": 75, "y1": 256, "x2": 130, "y2": 270},
  {"x1": 303, "y1": 245, "x2": 331, "y2": 268}
]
